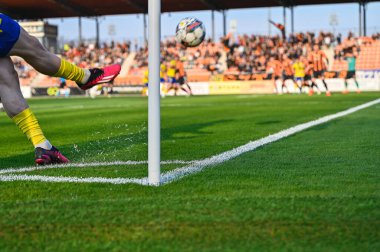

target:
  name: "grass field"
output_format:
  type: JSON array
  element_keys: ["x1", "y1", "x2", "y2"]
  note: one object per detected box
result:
[{"x1": 0, "y1": 93, "x2": 379, "y2": 251}]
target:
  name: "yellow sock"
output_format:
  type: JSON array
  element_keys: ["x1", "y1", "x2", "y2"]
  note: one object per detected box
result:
[
  {"x1": 13, "y1": 108, "x2": 47, "y2": 147},
  {"x1": 53, "y1": 59, "x2": 85, "y2": 83}
]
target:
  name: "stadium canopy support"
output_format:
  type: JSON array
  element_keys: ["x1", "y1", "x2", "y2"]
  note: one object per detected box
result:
[
  {"x1": 358, "y1": 1, "x2": 368, "y2": 37},
  {"x1": 290, "y1": 6, "x2": 295, "y2": 34},
  {"x1": 359, "y1": 3, "x2": 362, "y2": 36},
  {"x1": 211, "y1": 10, "x2": 215, "y2": 41},
  {"x1": 95, "y1": 17, "x2": 100, "y2": 47},
  {"x1": 362, "y1": 1, "x2": 367, "y2": 36},
  {"x1": 283, "y1": 6, "x2": 286, "y2": 37},
  {"x1": 148, "y1": 0, "x2": 161, "y2": 186},
  {"x1": 143, "y1": 13, "x2": 147, "y2": 45},
  {"x1": 78, "y1": 17, "x2": 82, "y2": 45},
  {"x1": 222, "y1": 10, "x2": 227, "y2": 36}
]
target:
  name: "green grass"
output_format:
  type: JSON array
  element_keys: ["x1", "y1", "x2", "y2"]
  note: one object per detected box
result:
[{"x1": 0, "y1": 93, "x2": 379, "y2": 251}]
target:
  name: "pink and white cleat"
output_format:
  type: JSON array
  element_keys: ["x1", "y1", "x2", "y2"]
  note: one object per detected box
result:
[
  {"x1": 78, "y1": 64, "x2": 121, "y2": 90},
  {"x1": 35, "y1": 146, "x2": 69, "y2": 165}
]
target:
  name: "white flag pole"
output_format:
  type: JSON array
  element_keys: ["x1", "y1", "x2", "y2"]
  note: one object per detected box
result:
[{"x1": 148, "y1": 0, "x2": 161, "y2": 185}]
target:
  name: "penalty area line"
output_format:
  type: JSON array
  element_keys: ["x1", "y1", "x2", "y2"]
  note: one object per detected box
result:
[{"x1": 0, "y1": 98, "x2": 379, "y2": 185}]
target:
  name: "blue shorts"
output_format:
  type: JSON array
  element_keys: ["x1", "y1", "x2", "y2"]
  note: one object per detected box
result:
[
  {"x1": 0, "y1": 13, "x2": 21, "y2": 57},
  {"x1": 168, "y1": 77, "x2": 177, "y2": 84},
  {"x1": 295, "y1": 77, "x2": 304, "y2": 82}
]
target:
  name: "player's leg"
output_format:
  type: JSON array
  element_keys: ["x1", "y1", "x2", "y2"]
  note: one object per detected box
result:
[
  {"x1": 343, "y1": 75, "x2": 349, "y2": 94},
  {"x1": 274, "y1": 77, "x2": 282, "y2": 94},
  {"x1": 0, "y1": 57, "x2": 28, "y2": 117},
  {"x1": 273, "y1": 79, "x2": 278, "y2": 94},
  {"x1": 320, "y1": 74, "x2": 331, "y2": 96},
  {"x1": 286, "y1": 77, "x2": 296, "y2": 94},
  {"x1": 297, "y1": 78, "x2": 303, "y2": 94},
  {"x1": 311, "y1": 76, "x2": 321, "y2": 95},
  {"x1": 183, "y1": 77, "x2": 193, "y2": 95},
  {"x1": 180, "y1": 86, "x2": 189, "y2": 94},
  {"x1": 142, "y1": 83, "x2": 148, "y2": 96},
  {"x1": 179, "y1": 77, "x2": 191, "y2": 95},
  {"x1": 174, "y1": 84, "x2": 179, "y2": 96},
  {"x1": 281, "y1": 77, "x2": 288, "y2": 94},
  {"x1": 303, "y1": 76, "x2": 311, "y2": 95},
  {"x1": 350, "y1": 71, "x2": 361, "y2": 93},
  {"x1": 307, "y1": 80, "x2": 314, "y2": 96},
  {"x1": 0, "y1": 57, "x2": 68, "y2": 164},
  {"x1": 271, "y1": 75, "x2": 278, "y2": 94},
  {"x1": 166, "y1": 78, "x2": 175, "y2": 94},
  {"x1": 294, "y1": 78, "x2": 301, "y2": 93},
  {"x1": 9, "y1": 28, "x2": 63, "y2": 76},
  {"x1": 353, "y1": 76, "x2": 361, "y2": 93},
  {"x1": 4, "y1": 15, "x2": 120, "y2": 90},
  {"x1": 282, "y1": 82, "x2": 288, "y2": 94},
  {"x1": 302, "y1": 80, "x2": 309, "y2": 94},
  {"x1": 187, "y1": 84, "x2": 193, "y2": 94}
]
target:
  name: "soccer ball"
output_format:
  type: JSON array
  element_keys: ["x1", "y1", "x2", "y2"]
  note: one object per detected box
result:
[{"x1": 175, "y1": 17, "x2": 206, "y2": 47}]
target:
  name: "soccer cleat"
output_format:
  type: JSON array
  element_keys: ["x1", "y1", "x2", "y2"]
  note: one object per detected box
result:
[
  {"x1": 78, "y1": 64, "x2": 121, "y2": 90},
  {"x1": 326, "y1": 91, "x2": 332, "y2": 96},
  {"x1": 35, "y1": 146, "x2": 69, "y2": 165},
  {"x1": 342, "y1": 90, "x2": 349, "y2": 94}
]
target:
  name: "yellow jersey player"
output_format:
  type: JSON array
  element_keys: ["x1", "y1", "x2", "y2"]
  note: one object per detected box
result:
[
  {"x1": 292, "y1": 56, "x2": 306, "y2": 93},
  {"x1": 141, "y1": 63, "x2": 167, "y2": 97},
  {"x1": 0, "y1": 13, "x2": 121, "y2": 165},
  {"x1": 142, "y1": 69, "x2": 149, "y2": 96},
  {"x1": 166, "y1": 60, "x2": 180, "y2": 95}
]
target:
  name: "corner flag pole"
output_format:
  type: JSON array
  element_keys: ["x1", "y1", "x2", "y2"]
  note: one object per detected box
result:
[{"x1": 148, "y1": 0, "x2": 161, "y2": 185}]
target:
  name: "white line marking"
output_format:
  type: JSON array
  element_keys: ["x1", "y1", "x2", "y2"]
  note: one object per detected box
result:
[
  {"x1": 160, "y1": 98, "x2": 380, "y2": 184},
  {"x1": 0, "y1": 174, "x2": 148, "y2": 185},
  {"x1": 0, "y1": 160, "x2": 198, "y2": 175},
  {"x1": 0, "y1": 98, "x2": 378, "y2": 185}
]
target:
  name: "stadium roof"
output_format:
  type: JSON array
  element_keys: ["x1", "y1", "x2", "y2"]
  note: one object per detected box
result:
[{"x1": 2, "y1": 0, "x2": 379, "y2": 19}]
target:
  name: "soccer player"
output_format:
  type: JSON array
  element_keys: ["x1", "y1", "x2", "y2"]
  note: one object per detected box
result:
[
  {"x1": 267, "y1": 56, "x2": 283, "y2": 94},
  {"x1": 141, "y1": 64, "x2": 167, "y2": 97},
  {"x1": 292, "y1": 56, "x2": 306, "y2": 94},
  {"x1": 142, "y1": 68, "x2": 149, "y2": 96},
  {"x1": 305, "y1": 61, "x2": 321, "y2": 96},
  {"x1": 343, "y1": 51, "x2": 361, "y2": 94},
  {"x1": 282, "y1": 54, "x2": 296, "y2": 94},
  {"x1": 0, "y1": 13, "x2": 121, "y2": 165},
  {"x1": 309, "y1": 44, "x2": 331, "y2": 96},
  {"x1": 166, "y1": 60, "x2": 180, "y2": 95},
  {"x1": 176, "y1": 57, "x2": 192, "y2": 96}
]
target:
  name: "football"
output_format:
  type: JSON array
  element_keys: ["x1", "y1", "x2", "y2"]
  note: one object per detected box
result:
[{"x1": 175, "y1": 17, "x2": 206, "y2": 47}]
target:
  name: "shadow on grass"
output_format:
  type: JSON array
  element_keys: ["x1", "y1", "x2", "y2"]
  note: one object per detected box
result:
[
  {"x1": 163, "y1": 119, "x2": 232, "y2": 140},
  {"x1": 256, "y1": 120, "x2": 281, "y2": 125}
]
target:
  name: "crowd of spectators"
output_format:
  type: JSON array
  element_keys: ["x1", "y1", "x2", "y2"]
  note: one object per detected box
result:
[
  {"x1": 62, "y1": 41, "x2": 129, "y2": 68},
  {"x1": 132, "y1": 31, "x2": 380, "y2": 77},
  {"x1": 222, "y1": 31, "x2": 365, "y2": 74}
]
